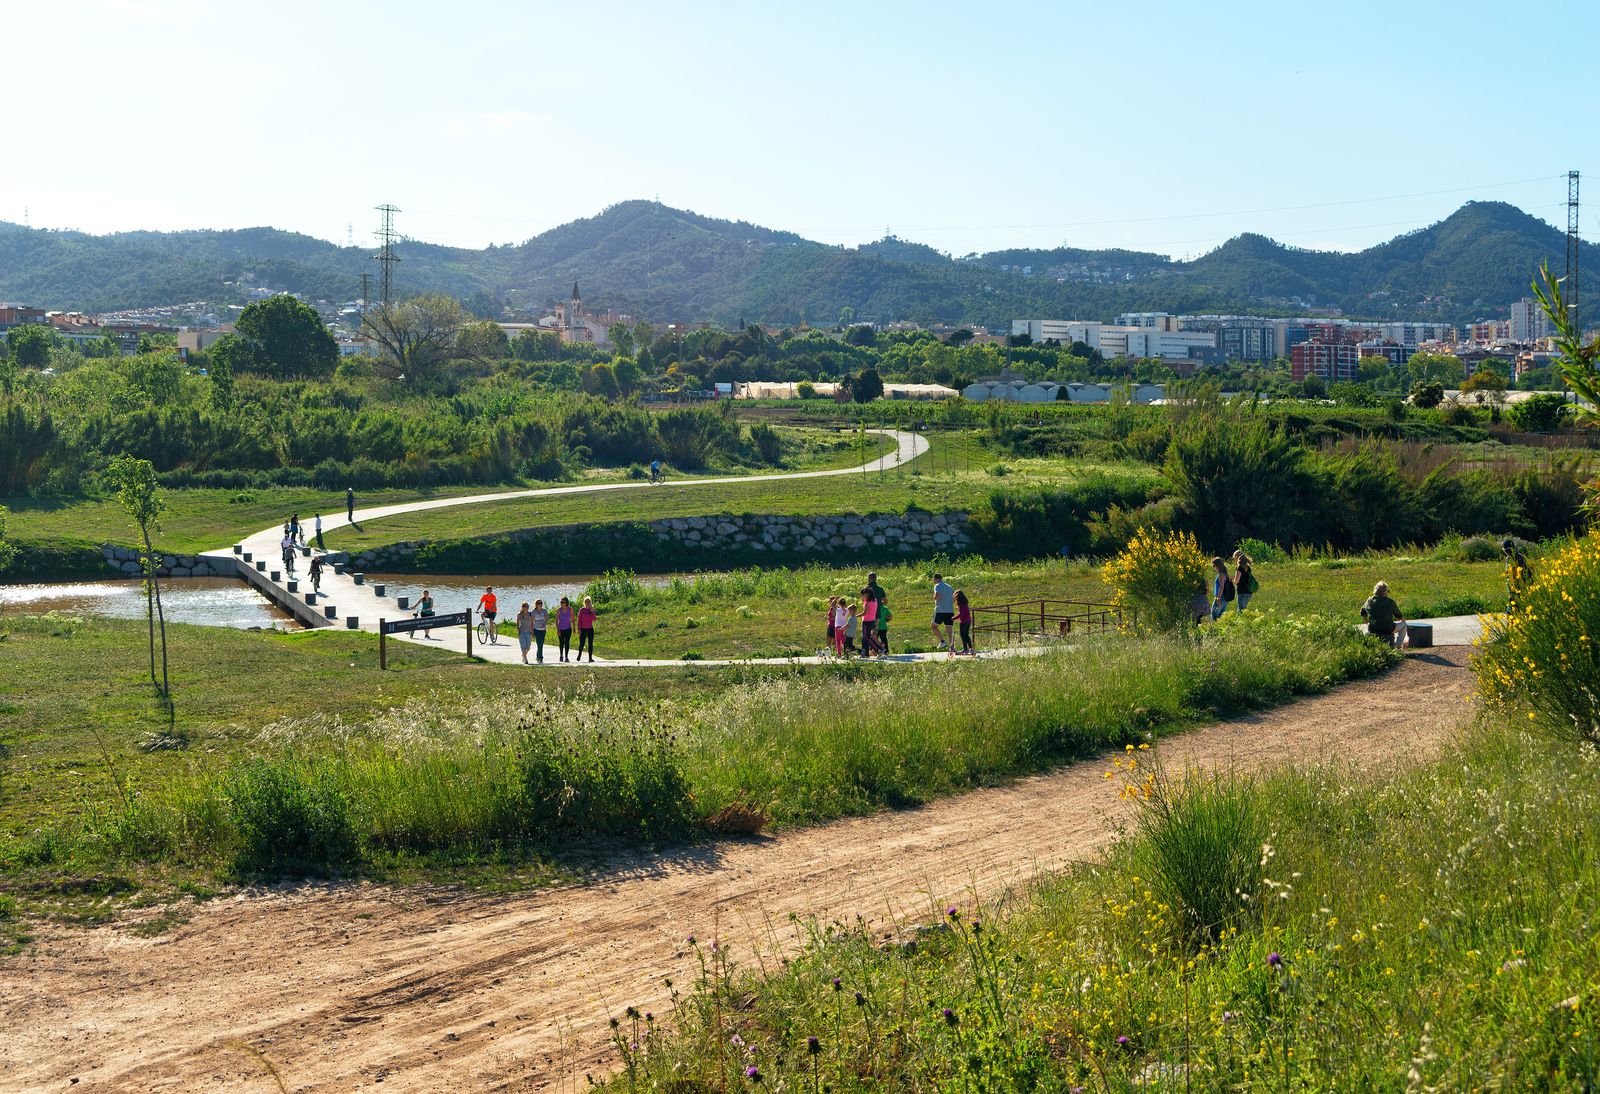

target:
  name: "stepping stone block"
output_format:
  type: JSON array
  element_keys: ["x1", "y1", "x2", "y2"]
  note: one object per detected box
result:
[
  {"x1": 397, "y1": 596, "x2": 410, "y2": 610},
  {"x1": 232, "y1": 544, "x2": 243, "y2": 556},
  {"x1": 243, "y1": 551, "x2": 253, "y2": 562},
  {"x1": 305, "y1": 592, "x2": 317, "y2": 605},
  {"x1": 324, "y1": 605, "x2": 338, "y2": 620},
  {"x1": 353, "y1": 573, "x2": 365, "y2": 586},
  {"x1": 255, "y1": 561, "x2": 265, "y2": 572},
  {"x1": 373, "y1": 583, "x2": 386, "y2": 596},
  {"x1": 286, "y1": 580, "x2": 298, "y2": 593},
  {"x1": 270, "y1": 571, "x2": 281, "y2": 582},
  {"x1": 1407, "y1": 622, "x2": 1434, "y2": 649}
]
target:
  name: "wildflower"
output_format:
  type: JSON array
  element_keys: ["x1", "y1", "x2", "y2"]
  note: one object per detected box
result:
[
  {"x1": 807, "y1": 1035, "x2": 821, "y2": 1054},
  {"x1": 1267, "y1": 952, "x2": 1283, "y2": 967},
  {"x1": 831, "y1": 977, "x2": 842, "y2": 992},
  {"x1": 1116, "y1": 1035, "x2": 1131, "y2": 1048},
  {"x1": 686, "y1": 934, "x2": 695, "y2": 945},
  {"x1": 942, "y1": 1008, "x2": 957, "y2": 1025},
  {"x1": 854, "y1": 991, "x2": 866, "y2": 1007},
  {"x1": 746, "y1": 1064, "x2": 763, "y2": 1082},
  {"x1": 947, "y1": 906, "x2": 959, "y2": 919}
]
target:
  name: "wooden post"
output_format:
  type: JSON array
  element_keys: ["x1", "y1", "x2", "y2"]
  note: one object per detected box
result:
[
  {"x1": 466, "y1": 615, "x2": 472, "y2": 657},
  {"x1": 380, "y1": 619, "x2": 387, "y2": 671}
]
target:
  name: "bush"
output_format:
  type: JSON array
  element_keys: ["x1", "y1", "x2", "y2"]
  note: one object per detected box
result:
[
  {"x1": 1101, "y1": 528, "x2": 1210, "y2": 631},
  {"x1": 748, "y1": 422, "x2": 783, "y2": 465},
  {"x1": 657, "y1": 406, "x2": 738, "y2": 469},
  {"x1": 1475, "y1": 532, "x2": 1600, "y2": 745},
  {"x1": 1132, "y1": 772, "x2": 1265, "y2": 943},
  {"x1": 1506, "y1": 392, "x2": 1570, "y2": 433},
  {"x1": 1236, "y1": 536, "x2": 1287, "y2": 564},
  {"x1": 224, "y1": 758, "x2": 357, "y2": 873},
  {"x1": 511, "y1": 723, "x2": 692, "y2": 842},
  {"x1": 967, "y1": 476, "x2": 1159, "y2": 559}
]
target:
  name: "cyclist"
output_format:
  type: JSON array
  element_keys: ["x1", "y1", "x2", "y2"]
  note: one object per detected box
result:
[
  {"x1": 649, "y1": 457, "x2": 663, "y2": 484},
  {"x1": 308, "y1": 552, "x2": 324, "y2": 593},
  {"x1": 477, "y1": 586, "x2": 499, "y2": 644}
]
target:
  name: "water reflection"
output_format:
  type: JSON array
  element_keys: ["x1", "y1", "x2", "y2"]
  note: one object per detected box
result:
[
  {"x1": 0, "y1": 578, "x2": 297, "y2": 630},
  {"x1": 367, "y1": 574, "x2": 667, "y2": 616}
]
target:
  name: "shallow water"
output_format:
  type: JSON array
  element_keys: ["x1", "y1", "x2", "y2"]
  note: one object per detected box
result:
[{"x1": 0, "y1": 578, "x2": 298, "y2": 630}]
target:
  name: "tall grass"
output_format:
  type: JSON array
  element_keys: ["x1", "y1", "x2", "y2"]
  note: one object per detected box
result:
[
  {"x1": 607, "y1": 720, "x2": 1600, "y2": 1089},
  {"x1": 63, "y1": 614, "x2": 1393, "y2": 877}
]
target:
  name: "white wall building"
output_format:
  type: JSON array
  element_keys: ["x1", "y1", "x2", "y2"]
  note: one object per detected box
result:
[
  {"x1": 1012, "y1": 318, "x2": 1213, "y2": 360},
  {"x1": 1508, "y1": 298, "x2": 1551, "y2": 343}
]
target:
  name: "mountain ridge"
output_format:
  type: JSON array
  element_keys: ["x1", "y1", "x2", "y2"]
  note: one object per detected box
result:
[{"x1": 0, "y1": 199, "x2": 1590, "y2": 326}]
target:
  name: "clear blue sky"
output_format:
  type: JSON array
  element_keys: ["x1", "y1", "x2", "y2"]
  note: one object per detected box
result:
[{"x1": 4, "y1": 0, "x2": 1594, "y2": 258}]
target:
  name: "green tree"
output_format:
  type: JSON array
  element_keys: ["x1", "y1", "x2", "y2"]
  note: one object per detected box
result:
[
  {"x1": 838, "y1": 306, "x2": 855, "y2": 327},
  {"x1": 852, "y1": 367, "x2": 884, "y2": 403},
  {"x1": 456, "y1": 320, "x2": 510, "y2": 361},
  {"x1": 106, "y1": 455, "x2": 170, "y2": 701},
  {"x1": 207, "y1": 351, "x2": 235, "y2": 410},
  {"x1": 0, "y1": 504, "x2": 18, "y2": 574},
  {"x1": 8, "y1": 323, "x2": 55, "y2": 368},
  {"x1": 235, "y1": 295, "x2": 338, "y2": 379},
  {"x1": 123, "y1": 352, "x2": 183, "y2": 403},
  {"x1": 1461, "y1": 367, "x2": 1508, "y2": 405},
  {"x1": 1407, "y1": 352, "x2": 1466, "y2": 388},
  {"x1": 582, "y1": 363, "x2": 620, "y2": 398},
  {"x1": 607, "y1": 323, "x2": 635, "y2": 358},
  {"x1": 1410, "y1": 381, "x2": 1445, "y2": 409},
  {"x1": 1506, "y1": 392, "x2": 1570, "y2": 433}
]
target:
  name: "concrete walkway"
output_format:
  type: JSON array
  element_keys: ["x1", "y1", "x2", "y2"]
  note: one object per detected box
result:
[{"x1": 203, "y1": 429, "x2": 930, "y2": 665}]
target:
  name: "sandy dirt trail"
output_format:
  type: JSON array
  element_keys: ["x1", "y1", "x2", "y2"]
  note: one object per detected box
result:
[{"x1": 0, "y1": 649, "x2": 1473, "y2": 1093}]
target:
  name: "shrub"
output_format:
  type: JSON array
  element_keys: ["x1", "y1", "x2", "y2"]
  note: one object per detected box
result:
[
  {"x1": 1236, "y1": 536, "x2": 1287, "y2": 564},
  {"x1": 224, "y1": 758, "x2": 357, "y2": 873},
  {"x1": 1506, "y1": 392, "x2": 1570, "y2": 433},
  {"x1": 657, "y1": 406, "x2": 738, "y2": 469},
  {"x1": 510, "y1": 723, "x2": 692, "y2": 842},
  {"x1": 748, "y1": 422, "x2": 783, "y2": 465},
  {"x1": 795, "y1": 381, "x2": 816, "y2": 399},
  {"x1": 1132, "y1": 772, "x2": 1265, "y2": 943},
  {"x1": 967, "y1": 476, "x2": 1159, "y2": 559},
  {"x1": 1101, "y1": 528, "x2": 1210, "y2": 631},
  {"x1": 1474, "y1": 532, "x2": 1600, "y2": 745}
]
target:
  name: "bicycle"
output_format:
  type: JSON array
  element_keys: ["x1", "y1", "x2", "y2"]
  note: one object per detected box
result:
[
  {"x1": 649, "y1": 465, "x2": 664, "y2": 485},
  {"x1": 477, "y1": 610, "x2": 497, "y2": 645}
]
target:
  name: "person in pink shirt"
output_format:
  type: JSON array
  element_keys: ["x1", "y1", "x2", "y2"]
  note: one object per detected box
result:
[
  {"x1": 576, "y1": 595, "x2": 597, "y2": 662},
  {"x1": 859, "y1": 586, "x2": 882, "y2": 656},
  {"x1": 955, "y1": 589, "x2": 975, "y2": 656},
  {"x1": 556, "y1": 596, "x2": 574, "y2": 662}
]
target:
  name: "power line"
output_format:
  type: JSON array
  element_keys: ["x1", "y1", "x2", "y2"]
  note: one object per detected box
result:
[
  {"x1": 1567, "y1": 171, "x2": 1580, "y2": 332},
  {"x1": 373, "y1": 204, "x2": 400, "y2": 307}
]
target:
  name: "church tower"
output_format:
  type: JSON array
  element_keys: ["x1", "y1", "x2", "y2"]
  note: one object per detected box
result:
[{"x1": 567, "y1": 282, "x2": 582, "y2": 336}]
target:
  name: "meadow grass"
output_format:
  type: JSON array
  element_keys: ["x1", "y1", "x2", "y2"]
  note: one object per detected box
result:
[
  {"x1": 2, "y1": 612, "x2": 1392, "y2": 890},
  {"x1": 604, "y1": 717, "x2": 1600, "y2": 1089},
  {"x1": 0, "y1": 425, "x2": 898, "y2": 554}
]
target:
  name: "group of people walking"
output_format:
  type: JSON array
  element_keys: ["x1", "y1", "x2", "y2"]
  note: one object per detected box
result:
[
  {"x1": 1203, "y1": 550, "x2": 1259, "y2": 621},
  {"x1": 824, "y1": 571, "x2": 976, "y2": 658},
  {"x1": 504, "y1": 593, "x2": 596, "y2": 664}
]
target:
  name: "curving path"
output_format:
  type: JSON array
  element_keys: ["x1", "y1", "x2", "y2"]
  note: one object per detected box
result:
[{"x1": 204, "y1": 430, "x2": 928, "y2": 665}]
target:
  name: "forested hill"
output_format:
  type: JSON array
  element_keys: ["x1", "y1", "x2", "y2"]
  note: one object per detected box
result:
[{"x1": 0, "y1": 199, "x2": 1590, "y2": 326}]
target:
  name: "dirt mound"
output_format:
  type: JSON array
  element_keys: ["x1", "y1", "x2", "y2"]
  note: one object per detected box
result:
[{"x1": 0, "y1": 649, "x2": 1473, "y2": 1093}]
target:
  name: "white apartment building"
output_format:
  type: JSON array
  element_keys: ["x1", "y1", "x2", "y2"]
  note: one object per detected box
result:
[
  {"x1": 1011, "y1": 319, "x2": 1101, "y2": 345},
  {"x1": 1508, "y1": 298, "x2": 1551, "y2": 342},
  {"x1": 1379, "y1": 322, "x2": 1456, "y2": 347},
  {"x1": 1114, "y1": 312, "x2": 1175, "y2": 329},
  {"x1": 1012, "y1": 319, "x2": 1214, "y2": 360}
]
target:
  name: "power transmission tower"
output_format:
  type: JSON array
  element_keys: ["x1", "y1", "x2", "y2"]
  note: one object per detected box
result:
[
  {"x1": 1566, "y1": 170, "x2": 1580, "y2": 333},
  {"x1": 360, "y1": 272, "x2": 370, "y2": 313},
  {"x1": 373, "y1": 203, "x2": 401, "y2": 307}
]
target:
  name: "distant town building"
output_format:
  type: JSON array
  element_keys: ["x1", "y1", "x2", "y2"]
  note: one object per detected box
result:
[
  {"x1": 1357, "y1": 339, "x2": 1408, "y2": 364},
  {"x1": 0, "y1": 304, "x2": 47, "y2": 330},
  {"x1": 1291, "y1": 339, "x2": 1361, "y2": 383},
  {"x1": 1011, "y1": 318, "x2": 1214, "y2": 365},
  {"x1": 530, "y1": 283, "x2": 612, "y2": 345},
  {"x1": 1114, "y1": 312, "x2": 1175, "y2": 329},
  {"x1": 1508, "y1": 297, "x2": 1552, "y2": 343}
]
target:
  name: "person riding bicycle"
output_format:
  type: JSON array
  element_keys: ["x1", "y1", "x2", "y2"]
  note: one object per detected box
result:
[
  {"x1": 649, "y1": 457, "x2": 663, "y2": 484},
  {"x1": 477, "y1": 586, "x2": 499, "y2": 644},
  {"x1": 308, "y1": 552, "x2": 324, "y2": 593}
]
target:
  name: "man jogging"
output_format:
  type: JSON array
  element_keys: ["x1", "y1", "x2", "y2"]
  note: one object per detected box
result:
[
  {"x1": 477, "y1": 586, "x2": 499, "y2": 644},
  {"x1": 930, "y1": 572, "x2": 955, "y2": 650}
]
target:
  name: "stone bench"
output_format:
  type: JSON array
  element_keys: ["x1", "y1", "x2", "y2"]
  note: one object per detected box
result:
[{"x1": 1406, "y1": 622, "x2": 1433, "y2": 649}]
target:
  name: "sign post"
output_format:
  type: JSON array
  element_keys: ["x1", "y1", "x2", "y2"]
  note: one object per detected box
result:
[{"x1": 378, "y1": 611, "x2": 471, "y2": 669}]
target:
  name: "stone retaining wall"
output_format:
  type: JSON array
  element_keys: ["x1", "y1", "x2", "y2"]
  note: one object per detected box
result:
[
  {"x1": 336, "y1": 510, "x2": 973, "y2": 571},
  {"x1": 99, "y1": 544, "x2": 231, "y2": 578}
]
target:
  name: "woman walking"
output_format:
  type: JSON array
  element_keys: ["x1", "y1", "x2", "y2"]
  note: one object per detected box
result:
[
  {"x1": 531, "y1": 598, "x2": 549, "y2": 663},
  {"x1": 860, "y1": 587, "x2": 881, "y2": 656},
  {"x1": 1232, "y1": 550, "x2": 1257, "y2": 612},
  {"x1": 516, "y1": 602, "x2": 535, "y2": 665},
  {"x1": 1209, "y1": 557, "x2": 1235, "y2": 621},
  {"x1": 955, "y1": 589, "x2": 974, "y2": 655},
  {"x1": 832, "y1": 597, "x2": 848, "y2": 657},
  {"x1": 556, "y1": 596, "x2": 574, "y2": 662},
  {"x1": 577, "y1": 596, "x2": 597, "y2": 662},
  {"x1": 417, "y1": 588, "x2": 435, "y2": 639}
]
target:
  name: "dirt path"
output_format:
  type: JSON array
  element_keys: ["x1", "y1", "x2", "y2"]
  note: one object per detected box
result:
[{"x1": 0, "y1": 650, "x2": 1473, "y2": 1094}]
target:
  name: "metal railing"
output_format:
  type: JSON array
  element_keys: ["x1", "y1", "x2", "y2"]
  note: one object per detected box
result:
[{"x1": 969, "y1": 598, "x2": 1128, "y2": 647}]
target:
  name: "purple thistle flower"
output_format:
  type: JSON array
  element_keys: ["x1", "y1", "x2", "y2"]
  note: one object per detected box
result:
[
  {"x1": 686, "y1": 934, "x2": 695, "y2": 945},
  {"x1": 942, "y1": 1007, "x2": 957, "y2": 1025},
  {"x1": 1267, "y1": 951, "x2": 1283, "y2": 967},
  {"x1": 831, "y1": 977, "x2": 842, "y2": 991},
  {"x1": 947, "y1": 906, "x2": 959, "y2": 919},
  {"x1": 1116, "y1": 1035, "x2": 1130, "y2": 1047},
  {"x1": 854, "y1": 991, "x2": 866, "y2": 1007},
  {"x1": 807, "y1": 1035, "x2": 821, "y2": 1054},
  {"x1": 745, "y1": 1064, "x2": 762, "y2": 1082}
]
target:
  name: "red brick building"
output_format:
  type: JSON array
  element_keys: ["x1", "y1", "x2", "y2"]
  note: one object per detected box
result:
[{"x1": 1290, "y1": 339, "x2": 1361, "y2": 383}]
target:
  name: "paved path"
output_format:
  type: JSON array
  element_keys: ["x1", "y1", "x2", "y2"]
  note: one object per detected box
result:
[{"x1": 205, "y1": 430, "x2": 929, "y2": 665}]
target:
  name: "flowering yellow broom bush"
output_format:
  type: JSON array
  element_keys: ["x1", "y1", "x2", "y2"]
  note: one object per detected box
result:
[
  {"x1": 1101, "y1": 527, "x2": 1211, "y2": 631},
  {"x1": 1475, "y1": 532, "x2": 1600, "y2": 744}
]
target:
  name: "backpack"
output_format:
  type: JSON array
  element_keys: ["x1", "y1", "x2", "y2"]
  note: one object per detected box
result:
[
  {"x1": 1241, "y1": 569, "x2": 1259, "y2": 595},
  {"x1": 1221, "y1": 576, "x2": 1236, "y2": 602}
]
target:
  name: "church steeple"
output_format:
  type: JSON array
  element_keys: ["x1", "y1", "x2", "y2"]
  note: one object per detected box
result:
[{"x1": 571, "y1": 281, "x2": 581, "y2": 302}]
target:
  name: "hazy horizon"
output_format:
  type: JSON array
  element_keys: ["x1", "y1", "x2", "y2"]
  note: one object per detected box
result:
[{"x1": 3, "y1": 0, "x2": 1595, "y2": 258}]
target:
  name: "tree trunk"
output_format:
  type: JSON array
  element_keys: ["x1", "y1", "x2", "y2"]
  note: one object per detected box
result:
[
  {"x1": 142, "y1": 540, "x2": 156, "y2": 688},
  {"x1": 144, "y1": 530, "x2": 171, "y2": 701}
]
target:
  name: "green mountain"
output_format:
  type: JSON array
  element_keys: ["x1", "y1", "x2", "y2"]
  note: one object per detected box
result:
[{"x1": 0, "y1": 199, "x2": 1589, "y2": 326}]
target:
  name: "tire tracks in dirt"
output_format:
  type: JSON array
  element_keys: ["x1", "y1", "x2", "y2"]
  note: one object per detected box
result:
[{"x1": 0, "y1": 649, "x2": 1473, "y2": 1093}]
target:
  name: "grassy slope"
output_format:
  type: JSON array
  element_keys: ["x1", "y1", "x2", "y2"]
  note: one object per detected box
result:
[
  {"x1": 0, "y1": 426, "x2": 897, "y2": 554},
  {"x1": 548, "y1": 555, "x2": 1507, "y2": 661}
]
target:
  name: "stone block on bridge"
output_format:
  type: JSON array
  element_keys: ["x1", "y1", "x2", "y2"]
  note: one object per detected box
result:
[
  {"x1": 324, "y1": 605, "x2": 338, "y2": 620},
  {"x1": 254, "y1": 560, "x2": 265, "y2": 572},
  {"x1": 397, "y1": 595, "x2": 410, "y2": 610},
  {"x1": 353, "y1": 573, "x2": 365, "y2": 585},
  {"x1": 232, "y1": 544, "x2": 243, "y2": 555},
  {"x1": 286, "y1": 580, "x2": 298, "y2": 593},
  {"x1": 345, "y1": 616, "x2": 360, "y2": 629},
  {"x1": 373, "y1": 583, "x2": 386, "y2": 596},
  {"x1": 270, "y1": 571, "x2": 281, "y2": 582}
]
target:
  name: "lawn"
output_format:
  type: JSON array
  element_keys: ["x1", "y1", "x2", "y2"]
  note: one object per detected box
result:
[
  {"x1": 0, "y1": 424, "x2": 898, "y2": 555},
  {"x1": 554, "y1": 554, "x2": 1510, "y2": 661}
]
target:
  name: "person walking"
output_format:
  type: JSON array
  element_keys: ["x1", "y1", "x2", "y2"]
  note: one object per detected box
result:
[
  {"x1": 866, "y1": 571, "x2": 886, "y2": 611},
  {"x1": 577, "y1": 595, "x2": 597, "y2": 662},
  {"x1": 876, "y1": 598, "x2": 893, "y2": 655},
  {"x1": 955, "y1": 589, "x2": 974, "y2": 655},
  {"x1": 842, "y1": 602, "x2": 860, "y2": 655},
  {"x1": 1232, "y1": 550, "x2": 1257, "y2": 612},
  {"x1": 477, "y1": 586, "x2": 499, "y2": 644},
  {"x1": 930, "y1": 573, "x2": 955, "y2": 649},
  {"x1": 531, "y1": 599, "x2": 549, "y2": 663},
  {"x1": 556, "y1": 596, "x2": 574, "y2": 662},
  {"x1": 860, "y1": 587, "x2": 881, "y2": 656},
  {"x1": 308, "y1": 552, "x2": 324, "y2": 593},
  {"x1": 288, "y1": 513, "x2": 301, "y2": 548},
  {"x1": 1502, "y1": 538, "x2": 1533, "y2": 610},
  {"x1": 825, "y1": 596, "x2": 839, "y2": 657},
  {"x1": 832, "y1": 597, "x2": 848, "y2": 657},
  {"x1": 280, "y1": 532, "x2": 296, "y2": 576},
  {"x1": 1209, "y1": 557, "x2": 1235, "y2": 621},
  {"x1": 346, "y1": 487, "x2": 356, "y2": 522},
  {"x1": 516, "y1": 602, "x2": 535, "y2": 665},
  {"x1": 1361, "y1": 581, "x2": 1408, "y2": 648},
  {"x1": 417, "y1": 588, "x2": 435, "y2": 639},
  {"x1": 313, "y1": 513, "x2": 325, "y2": 551}
]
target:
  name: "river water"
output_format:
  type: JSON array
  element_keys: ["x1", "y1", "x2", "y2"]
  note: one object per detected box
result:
[
  {"x1": 0, "y1": 574, "x2": 665, "y2": 630},
  {"x1": 0, "y1": 577, "x2": 298, "y2": 629}
]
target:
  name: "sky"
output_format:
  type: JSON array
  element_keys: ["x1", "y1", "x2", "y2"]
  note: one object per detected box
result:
[{"x1": 3, "y1": 0, "x2": 1596, "y2": 259}]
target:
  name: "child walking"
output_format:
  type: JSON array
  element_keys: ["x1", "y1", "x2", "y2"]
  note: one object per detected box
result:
[{"x1": 955, "y1": 589, "x2": 974, "y2": 655}]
